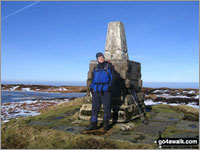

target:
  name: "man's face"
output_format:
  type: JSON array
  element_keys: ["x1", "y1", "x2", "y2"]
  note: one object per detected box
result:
[{"x1": 98, "y1": 56, "x2": 105, "y2": 63}]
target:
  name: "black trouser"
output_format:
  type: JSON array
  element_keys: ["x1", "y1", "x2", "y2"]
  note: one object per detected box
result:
[{"x1": 91, "y1": 92, "x2": 111, "y2": 122}]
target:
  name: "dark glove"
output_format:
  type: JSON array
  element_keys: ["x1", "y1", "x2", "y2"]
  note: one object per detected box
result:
[
  {"x1": 108, "y1": 86, "x2": 112, "y2": 92},
  {"x1": 89, "y1": 88, "x2": 93, "y2": 93},
  {"x1": 87, "y1": 88, "x2": 92, "y2": 96}
]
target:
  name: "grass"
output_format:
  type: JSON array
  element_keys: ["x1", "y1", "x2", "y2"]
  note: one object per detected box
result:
[
  {"x1": 2, "y1": 97, "x2": 198, "y2": 149},
  {"x1": 151, "y1": 104, "x2": 199, "y2": 138},
  {"x1": 151, "y1": 104, "x2": 176, "y2": 113},
  {"x1": 169, "y1": 105, "x2": 199, "y2": 116},
  {"x1": 34, "y1": 97, "x2": 83, "y2": 120},
  {"x1": 2, "y1": 119, "x2": 156, "y2": 149},
  {"x1": 1, "y1": 97, "x2": 139, "y2": 149},
  {"x1": 151, "y1": 104, "x2": 199, "y2": 117},
  {"x1": 161, "y1": 124, "x2": 197, "y2": 138}
]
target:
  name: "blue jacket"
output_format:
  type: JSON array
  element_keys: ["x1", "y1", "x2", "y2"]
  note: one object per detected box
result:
[{"x1": 90, "y1": 61, "x2": 113, "y2": 92}]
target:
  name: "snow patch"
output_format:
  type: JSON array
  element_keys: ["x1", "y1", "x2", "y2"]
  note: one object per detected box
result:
[
  {"x1": 144, "y1": 99, "x2": 167, "y2": 105},
  {"x1": 157, "y1": 94, "x2": 191, "y2": 99},
  {"x1": 18, "y1": 100, "x2": 38, "y2": 104},
  {"x1": 168, "y1": 103, "x2": 179, "y2": 106},
  {"x1": 22, "y1": 88, "x2": 32, "y2": 91},
  {"x1": 183, "y1": 90, "x2": 195, "y2": 94},
  {"x1": 186, "y1": 103, "x2": 199, "y2": 109},
  {"x1": 194, "y1": 95, "x2": 199, "y2": 99},
  {"x1": 2, "y1": 120, "x2": 9, "y2": 123},
  {"x1": 59, "y1": 88, "x2": 68, "y2": 91},
  {"x1": 1, "y1": 99, "x2": 69, "y2": 123},
  {"x1": 10, "y1": 86, "x2": 20, "y2": 91},
  {"x1": 153, "y1": 90, "x2": 168, "y2": 93}
]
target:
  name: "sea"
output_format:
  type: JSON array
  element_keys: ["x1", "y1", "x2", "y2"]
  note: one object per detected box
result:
[{"x1": 1, "y1": 91, "x2": 86, "y2": 103}]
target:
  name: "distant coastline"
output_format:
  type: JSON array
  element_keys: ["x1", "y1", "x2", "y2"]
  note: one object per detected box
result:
[
  {"x1": 1, "y1": 81, "x2": 86, "y2": 86},
  {"x1": 2, "y1": 81, "x2": 199, "y2": 89}
]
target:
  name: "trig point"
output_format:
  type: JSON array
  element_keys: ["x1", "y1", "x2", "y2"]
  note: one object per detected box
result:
[
  {"x1": 79, "y1": 21, "x2": 145, "y2": 123},
  {"x1": 104, "y1": 21, "x2": 129, "y2": 60}
]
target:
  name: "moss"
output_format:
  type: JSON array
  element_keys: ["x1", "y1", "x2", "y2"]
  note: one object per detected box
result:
[
  {"x1": 145, "y1": 112, "x2": 151, "y2": 119},
  {"x1": 162, "y1": 125, "x2": 180, "y2": 137},
  {"x1": 183, "y1": 113, "x2": 199, "y2": 121},
  {"x1": 80, "y1": 110, "x2": 91, "y2": 116},
  {"x1": 76, "y1": 120, "x2": 90, "y2": 126},
  {"x1": 151, "y1": 104, "x2": 176, "y2": 113},
  {"x1": 161, "y1": 124, "x2": 196, "y2": 138},
  {"x1": 150, "y1": 104, "x2": 199, "y2": 121},
  {"x1": 169, "y1": 105, "x2": 199, "y2": 117},
  {"x1": 152, "y1": 104, "x2": 198, "y2": 116}
]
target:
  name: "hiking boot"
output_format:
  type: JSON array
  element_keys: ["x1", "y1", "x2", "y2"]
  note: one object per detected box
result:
[
  {"x1": 85, "y1": 122, "x2": 98, "y2": 131},
  {"x1": 103, "y1": 120, "x2": 110, "y2": 131}
]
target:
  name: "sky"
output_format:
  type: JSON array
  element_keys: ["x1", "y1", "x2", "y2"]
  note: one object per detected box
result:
[{"x1": 1, "y1": 1, "x2": 199, "y2": 84}]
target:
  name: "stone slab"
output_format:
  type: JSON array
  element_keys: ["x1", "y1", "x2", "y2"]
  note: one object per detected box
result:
[
  {"x1": 149, "y1": 111, "x2": 184, "y2": 123},
  {"x1": 79, "y1": 103, "x2": 142, "y2": 122},
  {"x1": 132, "y1": 121, "x2": 174, "y2": 137},
  {"x1": 175, "y1": 120, "x2": 199, "y2": 132}
]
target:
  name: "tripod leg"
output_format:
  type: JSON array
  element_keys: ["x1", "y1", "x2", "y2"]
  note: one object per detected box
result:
[{"x1": 130, "y1": 89, "x2": 148, "y2": 124}]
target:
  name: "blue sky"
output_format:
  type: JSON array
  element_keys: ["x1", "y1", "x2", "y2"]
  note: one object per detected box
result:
[{"x1": 1, "y1": 1, "x2": 199, "y2": 83}]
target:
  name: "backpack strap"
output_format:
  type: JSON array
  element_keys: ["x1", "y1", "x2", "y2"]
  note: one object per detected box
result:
[
  {"x1": 104, "y1": 62, "x2": 108, "y2": 70},
  {"x1": 95, "y1": 65, "x2": 99, "y2": 72},
  {"x1": 94, "y1": 65, "x2": 99, "y2": 91},
  {"x1": 104, "y1": 62, "x2": 111, "y2": 84}
]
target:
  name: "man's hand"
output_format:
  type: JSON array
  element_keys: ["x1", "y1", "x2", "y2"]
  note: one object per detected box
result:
[
  {"x1": 88, "y1": 88, "x2": 93, "y2": 97},
  {"x1": 108, "y1": 86, "x2": 112, "y2": 92},
  {"x1": 89, "y1": 88, "x2": 93, "y2": 93},
  {"x1": 87, "y1": 88, "x2": 92, "y2": 96}
]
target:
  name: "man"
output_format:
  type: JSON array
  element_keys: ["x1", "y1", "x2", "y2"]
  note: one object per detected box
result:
[{"x1": 86, "y1": 52, "x2": 115, "y2": 131}]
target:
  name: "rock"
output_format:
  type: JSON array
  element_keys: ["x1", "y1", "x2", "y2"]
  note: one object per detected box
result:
[
  {"x1": 124, "y1": 95, "x2": 133, "y2": 105},
  {"x1": 176, "y1": 120, "x2": 199, "y2": 132},
  {"x1": 146, "y1": 94, "x2": 157, "y2": 100},
  {"x1": 120, "y1": 123, "x2": 135, "y2": 131},
  {"x1": 83, "y1": 95, "x2": 92, "y2": 103},
  {"x1": 79, "y1": 103, "x2": 142, "y2": 122}
]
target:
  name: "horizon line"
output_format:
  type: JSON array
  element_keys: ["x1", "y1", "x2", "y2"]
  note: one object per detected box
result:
[{"x1": 1, "y1": 80, "x2": 199, "y2": 83}]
